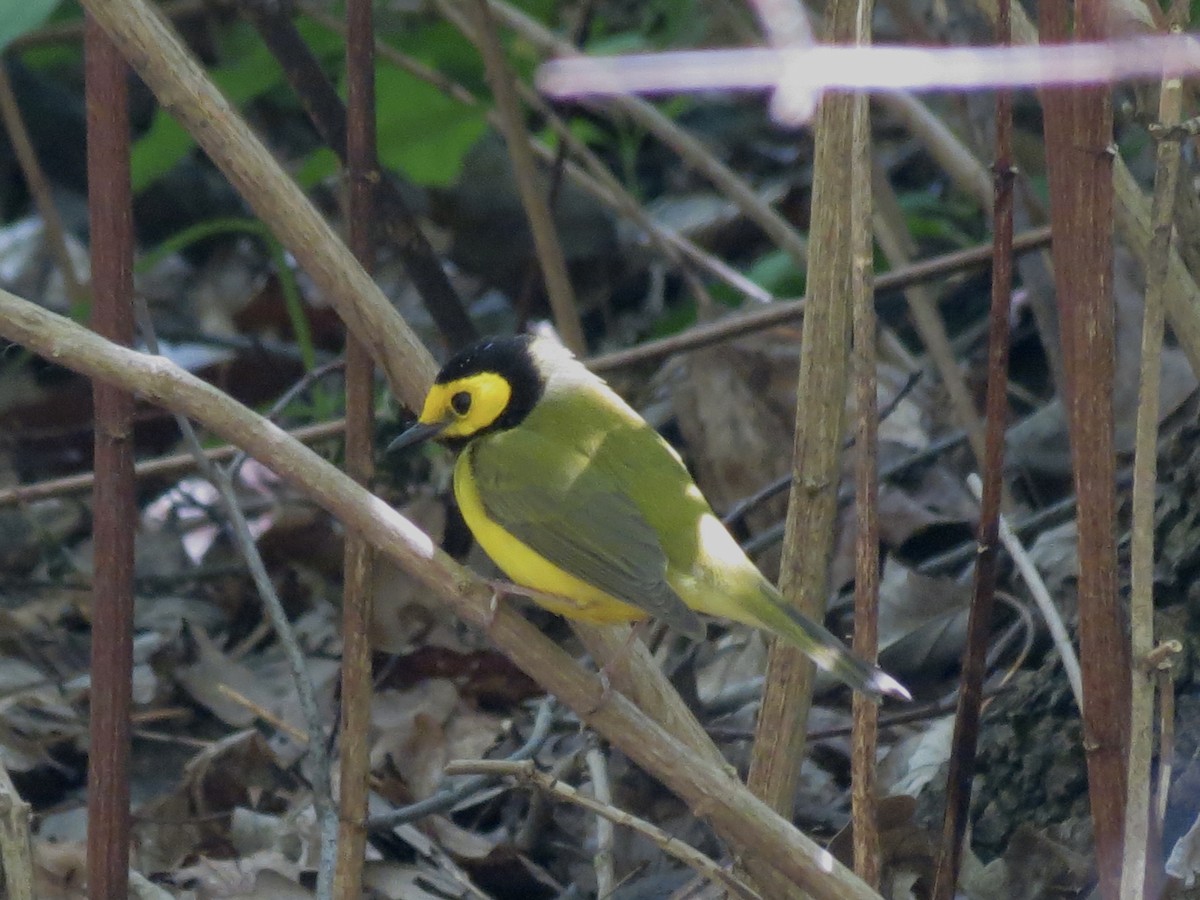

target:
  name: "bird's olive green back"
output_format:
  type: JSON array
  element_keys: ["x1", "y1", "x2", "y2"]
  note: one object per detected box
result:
[{"x1": 464, "y1": 379, "x2": 716, "y2": 637}]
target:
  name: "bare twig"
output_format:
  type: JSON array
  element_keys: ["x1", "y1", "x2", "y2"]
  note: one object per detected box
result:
[
  {"x1": 0, "y1": 65, "x2": 88, "y2": 310},
  {"x1": 851, "y1": 131, "x2": 880, "y2": 888},
  {"x1": 588, "y1": 226, "x2": 1053, "y2": 374},
  {"x1": 444, "y1": 758, "x2": 764, "y2": 900},
  {"x1": 966, "y1": 474, "x2": 1083, "y2": 708},
  {"x1": 455, "y1": 0, "x2": 585, "y2": 353},
  {"x1": 133, "y1": 299, "x2": 338, "y2": 898},
  {"x1": 1121, "y1": 5, "x2": 1186, "y2": 894},
  {"x1": 0, "y1": 419, "x2": 343, "y2": 508},
  {"x1": 371, "y1": 698, "x2": 555, "y2": 829},
  {"x1": 584, "y1": 747, "x2": 616, "y2": 897},
  {"x1": 488, "y1": 0, "x2": 811, "y2": 271}
]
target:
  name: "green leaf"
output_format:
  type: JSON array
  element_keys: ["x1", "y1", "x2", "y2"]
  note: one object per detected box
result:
[
  {"x1": 746, "y1": 248, "x2": 806, "y2": 296},
  {"x1": 0, "y1": 0, "x2": 63, "y2": 52},
  {"x1": 374, "y1": 65, "x2": 486, "y2": 186}
]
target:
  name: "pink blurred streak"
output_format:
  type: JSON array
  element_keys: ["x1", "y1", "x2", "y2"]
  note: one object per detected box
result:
[{"x1": 537, "y1": 35, "x2": 1200, "y2": 124}]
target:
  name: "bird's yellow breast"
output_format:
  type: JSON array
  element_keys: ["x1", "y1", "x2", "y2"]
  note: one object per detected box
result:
[{"x1": 453, "y1": 449, "x2": 647, "y2": 625}]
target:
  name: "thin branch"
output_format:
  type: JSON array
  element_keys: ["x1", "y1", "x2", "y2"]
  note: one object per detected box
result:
[
  {"x1": 133, "y1": 301, "x2": 337, "y2": 898},
  {"x1": 965, "y1": 474, "x2": 1083, "y2": 708},
  {"x1": 932, "y1": 8, "x2": 1015, "y2": 888},
  {"x1": 370, "y1": 697, "x2": 555, "y2": 829},
  {"x1": 850, "y1": 131, "x2": 881, "y2": 887},
  {"x1": 584, "y1": 747, "x2": 616, "y2": 897},
  {"x1": 0, "y1": 420, "x2": 344, "y2": 508},
  {"x1": 456, "y1": 0, "x2": 585, "y2": 353},
  {"x1": 488, "y1": 0, "x2": 811, "y2": 272},
  {"x1": 1122, "y1": 4, "x2": 1186, "y2": 894},
  {"x1": 588, "y1": 226, "x2": 1054, "y2": 374},
  {"x1": 0, "y1": 65, "x2": 88, "y2": 311},
  {"x1": 444, "y1": 759, "x2": 764, "y2": 900}
]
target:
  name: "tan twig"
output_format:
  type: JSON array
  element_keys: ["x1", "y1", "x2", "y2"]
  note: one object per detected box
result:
[
  {"x1": 1122, "y1": 6, "x2": 1186, "y2": 894},
  {"x1": 851, "y1": 140, "x2": 880, "y2": 887},
  {"x1": 0, "y1": 419, "x2": 344, "y2": 509},
  {"x1": 871, "y1": 164, "x2": 986, "y2": 467},
  {"x1": 455, "y1": 0, "x2": 585, "y2": 353},
  {"x1": 588, "y1": 226, "x2": 1053, "y2": 374},
  {"x1": 0, "y1": 65, "x2": 88, "y2": 310},
  {"x1": 215, "y1": 683, "x2": 309, "y2": 745},
  {"x1": 0, "y1": 757, "x2": 34, "y2": 900},
  {"x1": 584, "y1": 747, "x2": 616, "y2": 897},
  {"x1": 488, "y1": 0, "x2": 810, "y2": 272},
  {"x1": 966, "y1": 474, "x2": 1083, "y2": 707},
  {"x1": 444, "y1": 759, "x2": 764, "y2": 900}
]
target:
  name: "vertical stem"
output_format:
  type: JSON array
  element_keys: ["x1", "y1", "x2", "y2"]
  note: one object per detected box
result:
[
  {"x1": 334, "y1": 0, "x2": 378, "y2": 895},
  {"x1": 931, "y1": 3, "x2": 1015, "y2": 893},
  {"x1": 1040, "y1": 2, "x2": 1129, "y2": 896},
  {"x1": 1120, "y1": 4, "x2": 1186, "y2": 896},
  {"x1": 850, "y1": 156, "x2": 880, "y2": 887},
  {"x1": 745, "y1": 0, "x2": 872, "y2": 833},
  {"x1": 84, "y1": 18, "x2": 136, "y2": 900}
]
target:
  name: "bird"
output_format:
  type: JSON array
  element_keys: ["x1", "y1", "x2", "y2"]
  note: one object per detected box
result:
[{"x1": 388, "y1": 334, "x2": 909, "y2": 702}]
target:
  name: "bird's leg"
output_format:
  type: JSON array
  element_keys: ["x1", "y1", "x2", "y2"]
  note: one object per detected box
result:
[
  {"x1": 484, "y1": 579, "x2": 524, "y2": 629},
  {"x1": 586, "y1": 618, "x2": 652, "y2": 714}
]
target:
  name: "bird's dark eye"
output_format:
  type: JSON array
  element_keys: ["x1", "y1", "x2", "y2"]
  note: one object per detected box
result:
[{"x1": 450, "y1": 391, "x2": 472, "y2": 415}]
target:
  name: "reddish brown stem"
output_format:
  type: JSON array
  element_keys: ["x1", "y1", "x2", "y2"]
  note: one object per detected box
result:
[
  {"x1": 931, "y1": 0, "x2": 1016, "y2": 893},
  {"x1": 84, "y1": 17, "x2": 137, "y2": 900},
  {"x1": 1040, "y1": 2, "x2": 1130, "y2": 896},
  {"x1": 333, "y1": 0, "x2": 378, "y2": 895}
]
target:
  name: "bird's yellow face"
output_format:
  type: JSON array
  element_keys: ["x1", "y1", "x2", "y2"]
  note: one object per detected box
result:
[{"x1": 417, "y1": 372, "x2": 513, "y2": 440}]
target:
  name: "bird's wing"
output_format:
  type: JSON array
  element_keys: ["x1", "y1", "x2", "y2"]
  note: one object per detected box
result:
[{"x1": 467, "y1": 430, "x2": 706, "y2": 639}]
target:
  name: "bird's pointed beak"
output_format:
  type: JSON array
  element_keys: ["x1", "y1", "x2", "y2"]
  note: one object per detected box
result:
[{"x1": 387, "y1": 418, "x2": 449, "y2": 453}]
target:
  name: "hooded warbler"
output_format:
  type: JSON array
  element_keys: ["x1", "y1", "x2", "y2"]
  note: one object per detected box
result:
[{"x1": 389, "y1": 335, "x2": 909, "y2": 702}]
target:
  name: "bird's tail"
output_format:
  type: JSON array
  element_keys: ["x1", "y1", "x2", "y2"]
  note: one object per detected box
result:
[{"x1": 750, "y1": 588, "x2": 910, "y2": 702}]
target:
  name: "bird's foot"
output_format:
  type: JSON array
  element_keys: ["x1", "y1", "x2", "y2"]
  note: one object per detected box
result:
[
  {"x1": 484, "y1": 578, "x2": 524, "y2": 630},
  {"x1": 582, "y1": 620, "x2": 650, "y2": 716}
]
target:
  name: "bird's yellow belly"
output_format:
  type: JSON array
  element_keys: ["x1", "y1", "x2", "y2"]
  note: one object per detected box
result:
[{"x1": 453, "y1": 457, "x2": 647, "y2": 625}]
